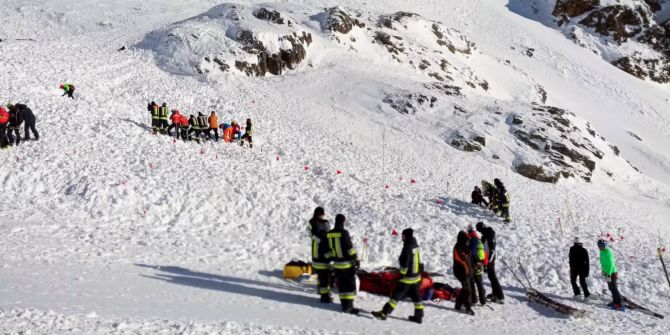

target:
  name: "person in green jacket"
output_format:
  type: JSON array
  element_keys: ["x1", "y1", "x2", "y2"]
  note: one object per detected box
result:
[
  {"x1": 60, "y1": 83, "x2": 75, "y2": 99},
  {"x1": 598, "y1": 239, "x2": 623, "y2": 310}
]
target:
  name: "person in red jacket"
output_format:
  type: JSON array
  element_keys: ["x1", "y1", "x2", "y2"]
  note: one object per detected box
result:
[
  {"x1": 166, "y1": 110, "x2": 181, "y2": 137},
  {"x1": 0, "y1": 106, "x2": 9, "y2": 149},
  {"x1": 178, "y1": 114, "x2": 189, "y2": 141}
]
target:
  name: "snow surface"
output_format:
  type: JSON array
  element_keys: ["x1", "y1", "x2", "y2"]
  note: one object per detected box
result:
[{"x1": 1, "y1": 0, "x2": 670, "y2": 334}]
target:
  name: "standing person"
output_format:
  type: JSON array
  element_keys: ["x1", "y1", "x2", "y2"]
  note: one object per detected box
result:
[
  {"x1": 6, "y1": 105, "x2": 23, "y2": 146},
  {"x1": 471, "y1": 186, "x2": 488, "y2": 207},
  {"x1": 327, "y1": 214, "x2": 360, "y2": 314},
  {"x1": 308, "y1": 207, "x2": 332, "y2": 303},
  {"x1": 481, "y1": 180, "x2": 498, "y2": 213},
  {"x1": 372, "y1": 228, "x2": 424, "y2": 323},
  {"x1": 453, "y1": 230, "x2": 475, "y2": 315},
  {"x1": 467, "y1": 225, "x2": 486, "y2": 306},
  {"x1": 495, "y1": 178, "x2": 511, "y2": 223},
  {"x1": 598, "y1": 239, "x2": 623, "y2": 310},
  {"x1": 158, "y1": 103, "x2": 170, "y2": 134},
  {"x1": 240, "y1": 118, "x2": 253, "y2": 148},
  {"x1": 207, "y1": 111, "x2": 219, "y2": 141},
  {"x1": 167, "y1": 109, "x2": 181, "y2": 137},
  {"x1": 16, "y1": 104, "x2": 39, "y2": 141},
  {"x1": 476, "y1": 221, "x2": 505, "y2": 303},
  {"x1": 179, "y1": 114, "x2": 189, "y2": 141},
  {"x1": 150, "y1": 103, "x2": 160, "y2": 134},
  {"x1": 0, "y1": 105, "x2": 9, "y2": 149},
  {"x1": 569, "y1": 237, "x2": 590, "y2": 299},
  {"x1": 197, "y1": 112, "x2": 208, "y2": 141},
  {"x1": 188, "y1": 114, "x2": 201, "y2": 142},
  {"x1": 60, "y1": 83, "x2": 75, "y2": 99}
]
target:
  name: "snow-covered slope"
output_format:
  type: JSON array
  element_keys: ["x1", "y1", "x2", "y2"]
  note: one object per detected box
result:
[{"x1": 1, "y1": 0, "x2": 670, "y2": 334}]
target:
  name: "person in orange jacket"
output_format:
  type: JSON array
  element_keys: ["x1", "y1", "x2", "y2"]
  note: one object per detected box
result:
[
  {"x1": 231, "y1": 121, "x2": 241, "y2": 141},
  {"x1": 206, "y1": 111, "x2": 219, "y2": 141},
  {"x1": 0, "y1": 106, "x2": 9, "y2": 149},
  {"x1": 167, "y1": 109, "x2": 182, "y2": 137}
]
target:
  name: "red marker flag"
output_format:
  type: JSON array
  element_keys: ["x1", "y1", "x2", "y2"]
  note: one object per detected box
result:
[
  {"x1": 391, "y1": 229, "x2": 399, "y2": 237},
  {"x1": 336, "y1": 170, "x2": 342, "y2": 175}
]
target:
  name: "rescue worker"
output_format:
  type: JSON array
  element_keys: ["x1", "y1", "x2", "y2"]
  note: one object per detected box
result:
[
  {"x1": 471, "y1": 186, "x2": 488, "y2": 207},
  {"x1": 207, "y1": 111, "x2": 219, "y2": 141},
  {"x1": 453, "y1": 230, "x2": 474, "y2": 315},
  {"x1": 569, "y1": 237, "x2": 590, "y2": 299},
  {"x1": 372, "y1": 228, "x2": 424, "y2": 323},
  {"x1": 476, "y1": 221, "x2": 505, "y2": 303},
  {"x1": 223, "y1": 123, "x2": 234, "y2": 143},
  {"x1": 308, "y1": 207, "x2": 332, "y2": 303},
  {"x1": 327, "y1": 214, "x2": 359, "y2": 314},
  {"x1": 167, "y1": 110, "x2": 181, "y2": 137},
  {"x1": 188, "y1": 114, "x2": 201, "y2": 143},
  {"x1": 6, "y1": 105, "x2": 23, "y2": 146},
  {"x1": 481, "y1": 180, "x2": 498, "y2": 213},
  {"x1": 159, "y1": 103, "x2": 169, "y2": 134},
  {"x1": 598, "y1": 239, "x2": 623, "y2": 310},
  {"x1": 240, "y1": 118, "x2": 253, "y2": 148},
  {"x1": 150, "y1": 103, "x2": 161, "y2": 134},
  {"x1": 197, "y1": 112, "x2": 208, "y2": 140},
  {"x1": 0, "y1": 105, "x2": 9, "y2": 149},
  {"x1": 60, "y1": 83, "x2": 75, "y2": 99},
  {"x1": 17, "y1": 104, "x2": 39, "y2": 141},
  {"x1": 231, "y1": 121, "x2": 241, "y2": 141},
  {"x1": 179, "y1": 114, "x2": 189, "y2": 141},
  {"x1": 495, "y1": 178, "x2": 511, "y2": 223},
  {"x1": 467, "y1": 225, "x2": 486, "y2": 306}
]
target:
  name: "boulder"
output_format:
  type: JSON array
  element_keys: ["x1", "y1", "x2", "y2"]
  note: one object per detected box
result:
[
  {"x1": 515, "y1": 163, "x2": 560, "y2": 183},
  {"x1": 552, "y1": 0, "x2": 599, "y2": 19}
]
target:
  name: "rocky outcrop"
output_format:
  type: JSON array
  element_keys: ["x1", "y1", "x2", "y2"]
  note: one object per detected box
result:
[
  {"x1": 253, "y1": 8, "x2": 285, "y2": 24},
  {"x1": 383, "y1": 93, "x2": 437, "y2": 115},
  {"x1": 321, "y1": 7, "x2": 365, "y2": 34},
  {"x1": 553, "y1": 0, "x2": 599, "y2": 20},
  {"x1": 235, "y1": 31, "x2": 312, "y2": 76},
  {"x1": 449, "y1": 132, "x2": 484, "y2": 152},
  {"x1": 553, "y1": 0, "x2": 670, "y2": 83},
  {"x1": 510, "y1": 105, "x2": 605, "y2": 182}
]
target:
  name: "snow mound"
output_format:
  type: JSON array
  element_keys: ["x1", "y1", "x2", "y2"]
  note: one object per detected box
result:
[{"x1": 138, "y1": 3, "x2": 314, "y2": 77}]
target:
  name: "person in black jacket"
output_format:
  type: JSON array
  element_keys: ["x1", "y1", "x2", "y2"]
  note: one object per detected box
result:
[
  {"x1": 327, "y1": 214, "x2": 359, "y2": 314},
  {"x1": 6, "y1": 105, "x2": 24, "y2": 146},
  {"x1": 308, "y1": 207, "x2": 332, "y2": 303},
  {"x1": 14, "y1": 104, "x2": 39, "y2": 141},
  {"x1": 372, "y1": 228, "x2": 424, "y2": 323},
  {"x1": 569, "y1": 237, "x2": 590, "y2": 298},
  {"x1": 453, "y1": 230, "x2": 475, "y2": 315},
  {"x1": 476, "y1": 221, "x2": 505, "y2": 303}
]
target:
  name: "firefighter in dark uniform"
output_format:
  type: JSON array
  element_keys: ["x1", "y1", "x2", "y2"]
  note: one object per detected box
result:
[
  {"x1": 150, "y1": 102, "x2": 160, "y2": 134},
  {"x1": 372, "y1": 228, "x2": 424, "y2": 323},
  {"x1": 308, "y1": 207, "x2": 332, "y2": 303},
  {"x1": 476, "y1": 221, "x2": 505, "y2": 303},
  {"x1": 327, "y1": 214, "x2": 360, "y2": 314},
  {"x1": 159, "y1": 103, "x2": 169, "y2": 134},
  {"x1": 494, "y1": 178, "x2": 511, "y2": 223},
  {"x1": 481, "y1": 180, "x2": 498, "y2": 213}
]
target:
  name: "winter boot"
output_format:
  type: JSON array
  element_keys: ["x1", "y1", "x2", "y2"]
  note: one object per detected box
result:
[
  {"x1": 465, "y1": 308, "x2": 475, "y2": 316},
  {"x1": 408, "y1": 315, "x2": 422, "y2": 324},
  {"x1": 320, "y1": 294, "x2": 333, "y2": 303},
  {"x1": 371, "y1": 311, "x2": 387, "y2": 320},
  {"x1": 343, "y1": 307, "x2": 360, "y2": 315}
]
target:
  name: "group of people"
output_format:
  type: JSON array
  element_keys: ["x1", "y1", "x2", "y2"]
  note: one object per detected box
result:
[
  {"x1": 147, "y1": 101, "x2": 254, "y2": 148},
  {"x1": 569, "y1": 237, "x2": 623, "y2": 310},
  {"x1": 471, "y1": 178, "x2": 511, "y2": 223},
  {"x1": 307, "y1": 207, "x2": 505, "y2": 323},
  {"x1": 0, "y1": 102, "x2": 39, "y2": 149}
]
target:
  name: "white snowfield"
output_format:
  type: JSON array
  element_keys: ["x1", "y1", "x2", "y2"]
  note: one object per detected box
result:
[{"x1": 1, "y1": 0, "x2": 669, "y2": 334}]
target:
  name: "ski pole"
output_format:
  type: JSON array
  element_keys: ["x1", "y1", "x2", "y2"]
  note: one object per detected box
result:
[{"x1": 658, "y1": 247, "x2": 670, "y2": 289}]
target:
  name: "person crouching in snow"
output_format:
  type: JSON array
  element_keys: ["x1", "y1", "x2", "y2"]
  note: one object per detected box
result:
[
  {"x1": 179, "y1": 114, "x2": 189, "y2": 141},
  {"x1": 60, "y1": 83, "x2": 75, "y2": 99},
  {"x1": 471, "y1": 186, "x2": 488, "y2": 207},
  {"x1": 0, "y1": 105, "x2": 9, "y2": 149},
  {"x1": 240, "y1": 118, "x2": 253, "y2": 148},
  {"x1": 167, "y1": 109, "x2": 181, "y2": 137}
]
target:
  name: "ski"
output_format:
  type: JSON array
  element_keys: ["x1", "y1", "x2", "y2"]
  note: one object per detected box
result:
[
  {"x1": 526, "y1": 288, "x2": 588, "y2": 318},
  {"x1": 500, "y1": 257, "x2": 527, "y2": 289},
  {"x1": 623, "y1": 297, "x2": 665, "y2": 319}
]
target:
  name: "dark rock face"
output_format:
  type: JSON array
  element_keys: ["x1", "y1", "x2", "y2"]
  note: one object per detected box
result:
[
  {"x1": 579, "y1": 5, "x2": 650, "y2": 44},
  {"x1": 511, "y1": 105, "x2": 605, "y2": 183},
  {"x1": 253, "y1": 8, "x2": 284, "y2": 24},
  {"x1": 515, "y1": 163, "x2": 561, "y2": 183},
  {"x1": 378, "y1": 12, "x2": 419, "y2": 29},
  {"x1": 553, "y1": 0, "x2": 599, "y2": 19},
  {"x1": 323, "y1": 7, "x2": 364, "y2": 34},
  {"x1": 644, "y1": 0, "x2": 662, "y2": 12},
  {"x1": 383, "y1": 93, "x2": 437, "y2": 114},
  {"x1": 235, "y1": 31, "x2": 312, "y2": 76}
]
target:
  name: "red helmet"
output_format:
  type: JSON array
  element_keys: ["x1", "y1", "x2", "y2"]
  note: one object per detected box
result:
[{"x1": 59, "y1": 84, "x2": 65, "y2": 89}]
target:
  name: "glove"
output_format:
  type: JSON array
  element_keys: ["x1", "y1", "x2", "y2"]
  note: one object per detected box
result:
[
  {"x1": 354, "y1": 259, "x2": 360, "y2": 270},
  {"x1": 612, "y1": 272, "x2": 618, "y2": 280}
]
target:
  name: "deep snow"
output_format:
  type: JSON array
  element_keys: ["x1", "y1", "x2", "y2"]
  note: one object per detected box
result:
[{"x1": 1, "y1": 0, "x2": 670, "y2": 334}]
